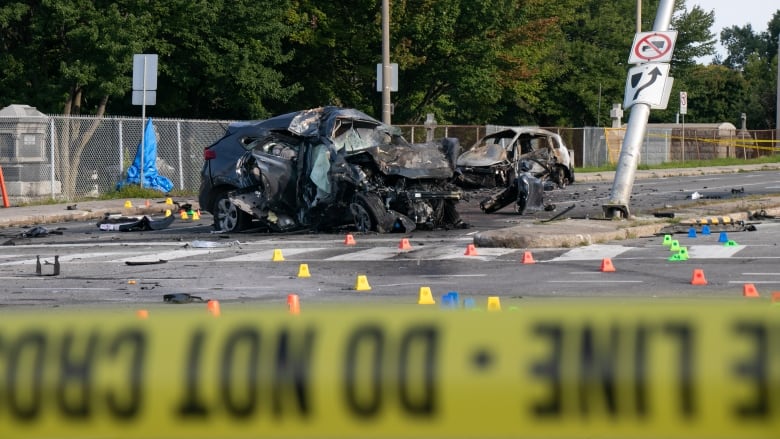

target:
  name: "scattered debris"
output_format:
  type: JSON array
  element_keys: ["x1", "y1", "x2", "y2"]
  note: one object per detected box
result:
[
  {"x1": 66, "y1": 204, "x2": 78, "y2": 210},
  {"x1": 749, "y1": 209, "x2": 776, "y2": 220},
  {"x1": 97, "y1": 214, "x2": 174, "y2": 231},
  {"x1": 36, "y1": 255, "x2": 60, "y2": 276},
  {"x1": 731, "y1": 187, "x2": 745, "y2": 194},
  {"x1": 20, "y1": 226, "x2": 62, "y2": 238},
  {"x1": 689, "y1": 191, "x2": 722, "y2": 200},
  {"x1": 125, "y1": 260, "x2": 168, "y2": 266},
  {"x1": 163, "y1": 293, "x2": 206, "y2": 304},
  {"x1": 188, "y1": 240, "x2": 241, "y2": 248},
  {"x1": 541, "y1": 204, "x2": 576, "y2": 222},
  {"x1": 654, "y1": 212, "x2": 675, "y2": 218}
]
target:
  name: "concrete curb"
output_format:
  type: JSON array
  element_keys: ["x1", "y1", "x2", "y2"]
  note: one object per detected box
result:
[{"x1": 473, "y1": 219, "x2": 668, "y2": 248}]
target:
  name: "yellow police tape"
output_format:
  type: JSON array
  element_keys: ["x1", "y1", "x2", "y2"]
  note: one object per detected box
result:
[{"x1": 0, "y1": 303, "x2": 778, "y2": 439}]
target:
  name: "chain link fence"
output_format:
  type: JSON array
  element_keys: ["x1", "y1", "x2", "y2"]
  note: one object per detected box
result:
[
  {"x1": 0, "y1": 111, "x2": 231, "y2": 202},
  {"x1": 1, "y1": 106, "x2": 777, "y2": 202}
]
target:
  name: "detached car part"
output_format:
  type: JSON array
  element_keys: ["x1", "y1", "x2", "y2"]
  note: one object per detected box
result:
[{"x1": 479, "y1": 172, "x2": 545, "y2": 215}]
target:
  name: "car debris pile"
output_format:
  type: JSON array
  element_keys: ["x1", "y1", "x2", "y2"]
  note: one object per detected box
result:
[
  {"x1": 455, "y1": 127, "x2": 575, "y2": 214},
  {"x1": 200, "y1": 107, "x2": 466, "y2": 233}
]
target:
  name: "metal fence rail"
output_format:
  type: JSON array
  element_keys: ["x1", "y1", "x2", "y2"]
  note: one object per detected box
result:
[{"x1": 0, "y1": 114, "x2": 776, "y2": 202}]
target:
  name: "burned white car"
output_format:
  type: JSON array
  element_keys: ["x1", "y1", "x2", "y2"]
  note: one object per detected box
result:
[
  {"x1": 199, "y1": 107, "x2": 465, "y2": 233},
  {"x1": 456, "y1": 127, "x2": 575, "y2": 189}
]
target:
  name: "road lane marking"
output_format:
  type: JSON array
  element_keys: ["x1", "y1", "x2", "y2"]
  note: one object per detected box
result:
[
  {"x1": 687, "y1": 245, "x2": 744, "y2": 258},
  {"x1": 551, "y1": 244, "x2": 633, "y2": 261}
]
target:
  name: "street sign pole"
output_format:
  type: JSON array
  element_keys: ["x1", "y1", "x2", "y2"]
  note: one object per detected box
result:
[
  {"x1": 604, "y1": 0, "x2": 675, "y2": 218},
  {"x1": 132, "y1": 54, "x2": 158, "y2": 189},
  {"x1": 141, "y1": 57, "x2": 147, "y2": 188},
  {"x1": 680, "y1": 91, "x2": 687, "y2": 162}
]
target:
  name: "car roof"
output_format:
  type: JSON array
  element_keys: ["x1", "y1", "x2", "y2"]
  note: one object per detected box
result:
[{"x1": 223, "y1": 107, "x2": 382, "y2": 140}]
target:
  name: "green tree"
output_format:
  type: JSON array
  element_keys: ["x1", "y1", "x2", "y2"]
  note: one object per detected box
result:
[
  {"x1": 541, "y1": 0, "x2": 640, "y2": 127},
  {"x1": 651, "y1": 2, "x2": 717, "y2": 123},
  {"x1": 143, "y1": 0, "x2": 300, "y2": 119},
  {"x1": 279, "y1": 0, "x2": 576, "y2": 125},
  {"x1": 274, "y1": 0, "x2": 380, "y2": 115},
  {"x1": 716, "y1": 10, "x2": 779, "y2": 128}
]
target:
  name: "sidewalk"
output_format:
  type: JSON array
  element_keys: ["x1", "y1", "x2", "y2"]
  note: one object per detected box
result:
[
  {"x1": 1, "y1": 164, "x2": 779, "y2": 248},
  {"x1": 0, "y1": 197, "x2": 199, "y2": 229}
]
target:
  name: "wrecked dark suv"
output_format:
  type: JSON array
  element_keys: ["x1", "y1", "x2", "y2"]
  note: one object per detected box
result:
[{"x1": 199, "y1": 107, "x2": 464, "y2": 233}]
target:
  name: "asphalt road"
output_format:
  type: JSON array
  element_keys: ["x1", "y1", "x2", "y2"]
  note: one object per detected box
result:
[{"x1": 1, "y1": 170, "x2": 779, "y2": 310}]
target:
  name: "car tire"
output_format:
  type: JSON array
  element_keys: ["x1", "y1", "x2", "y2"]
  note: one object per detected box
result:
[
  {"x1": 212, "y1": 190, "x2": 251, "y2": 232},
  {"x1": 351, "y1": 193, "x2": 385, "y2": 233},
  {"x1": 553, "y1": 165, "x2": 568, "y2": 189}
]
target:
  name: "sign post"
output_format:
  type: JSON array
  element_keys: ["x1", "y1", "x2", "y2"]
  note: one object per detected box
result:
[
  {"x1": 680, "y1": 91, "x2": 687, "y2": 162},
  {"x1": 132, "y1": 54, "x2": 158, "y2": 188},
  {"x1": 604, "y1": 0, "x2": 676, "y2": 219}
]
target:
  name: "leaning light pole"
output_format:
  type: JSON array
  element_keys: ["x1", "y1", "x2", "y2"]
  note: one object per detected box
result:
[{"x1": 603, "y1": 0, "x2": 676, "y2": 219}]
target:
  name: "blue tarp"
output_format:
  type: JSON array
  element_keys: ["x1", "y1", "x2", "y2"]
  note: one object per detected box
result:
[{"x1": 118, "y1": 118, "x2": 173, "y2": 193}]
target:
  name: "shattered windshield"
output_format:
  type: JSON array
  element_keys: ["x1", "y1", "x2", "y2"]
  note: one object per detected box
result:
[{"x1": 332, "y1": 119, "x2": 397, "y2": 152}]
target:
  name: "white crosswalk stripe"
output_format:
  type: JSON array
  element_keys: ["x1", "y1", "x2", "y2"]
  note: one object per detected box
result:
[
  {"x1": 550, "y1": 244, "x2": 634, "y2": 261},
  {"x1": 0, "y1": 240, "x2": 758, "y2": 266},
  {"x1": 687, "y1": 244, "x2": 744, "y2": 259},
  {"x1": 219, "y1": 248, "x2": 327, "y2": 262}
]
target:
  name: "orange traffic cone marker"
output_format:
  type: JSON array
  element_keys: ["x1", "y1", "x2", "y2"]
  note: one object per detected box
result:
[
  {"x1": 600, "y1": 258, "x2": 616, "y2": 272},
  {"x1": 771, "y1": 292, "x2": 780, "y2": 305},
  {"x1": 287, "y1": 293, "x2": 301, "y2": 314},
  {"x1": 464, "y1": 244, "x2": 478, "y2": 256},
  {"x1": 135, "y1": 309, "x2": 149, "y2": 319},
  {"x1": 344, "y1": 234, "x2": 357, "y2": 245},
  {"x1": 521, "y1": 251, "x2": 536, "y2": 264},
  {"x1": 690, "y1": 268, "x2": 708, "y2": 285},
  {"x1": 742, "y1": 284, "x2": 760, "y2": 298},
  {"x1": 207, "y1": 299, "x2": 221, "y2": 317},
  {"x1": 144, "y1": 199, "x2": 151, "y2": 208},
  {"x1": 399, "y1": 238, "x2": 412, "y2": 250}
]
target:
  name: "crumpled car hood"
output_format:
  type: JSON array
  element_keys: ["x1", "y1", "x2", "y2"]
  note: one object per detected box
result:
[{"x1": 355, "y1": 142, "x2": 455, "y2": 179}]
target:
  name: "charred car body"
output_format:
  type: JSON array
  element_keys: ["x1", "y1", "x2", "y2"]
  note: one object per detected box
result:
[
  {"x1": 456, "y1": 127, "x2": 575, "y2": 189},
  {"x1": 455, "y1": 127, "x2": 575, "y2": 215},
  {"x1": 199, "y1": 107, "x2": 464, "y2": 233}
]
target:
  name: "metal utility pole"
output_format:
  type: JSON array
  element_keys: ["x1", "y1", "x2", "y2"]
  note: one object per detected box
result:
[
  {"x1": 636, "y1": 0, "x2": 641, "y2": 33},
  {"x1": 776, "y1": 35, "x2": 779, "y2": 145},
  {"x1": 603, "y1": 0, "x2": 675, "y2": 219},
  {"x1": 381, "y1": 0, "x2": 392, "y2": 124}
]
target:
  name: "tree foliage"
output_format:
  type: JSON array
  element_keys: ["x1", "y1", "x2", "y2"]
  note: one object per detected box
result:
[{"x1": 0, "y1": 1, "x2": 776, "y2": 129}]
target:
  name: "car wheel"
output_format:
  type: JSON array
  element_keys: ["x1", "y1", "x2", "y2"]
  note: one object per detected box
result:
[
  {"x1": 553, "y1": 166, "x2": 568, "y2": 189},
  {"x1": 213, "y1": 190, "x2": 251, "y2": 232},
  {"x1": 350, "y1": 193, "x2": 384, "y2": 233}
]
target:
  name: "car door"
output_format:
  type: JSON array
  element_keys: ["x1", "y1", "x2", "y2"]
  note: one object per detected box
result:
[{"x1": 245, "y1": 137, "x2": 299, "y2": 210}]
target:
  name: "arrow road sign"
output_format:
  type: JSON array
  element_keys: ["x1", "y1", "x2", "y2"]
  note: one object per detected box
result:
[
  {"x1": 628, "y1": 31, "x2": 677, "y2": 64},
  {"x1": 623, "y1": 63, "x2": 672, "y2": 109}
]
